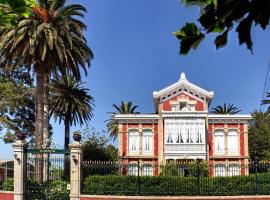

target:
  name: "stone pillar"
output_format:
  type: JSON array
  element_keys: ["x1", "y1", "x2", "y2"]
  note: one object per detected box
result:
[
  {"x1": 12, "y1": 140, "x2": 26, "y2": 200},
  {"x1": 69, "y1": 141, "x2": 82, "y2": 200}
]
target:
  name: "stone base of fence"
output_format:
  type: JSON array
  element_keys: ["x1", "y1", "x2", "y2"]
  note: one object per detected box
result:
[
  {"x1": 0, "y1": 191, "x2": 14, "y2": 200},
  {"x1": 80, "y1": 195, "x2": 270, "y2": 200}
]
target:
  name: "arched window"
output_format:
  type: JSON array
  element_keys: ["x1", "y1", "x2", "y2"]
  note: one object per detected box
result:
[
  {"x1": 228, "y1": 129, "x2": 238, "y2": 155},
  {"x1": 142, "y1": 130, "x2": 153, "y2": 153},
  {"x1": 128, "y1": 129, "x2": 139, "y2": 154},
  {"x1": 214, "y1": 129, "x2": 225, "y2": 154}
]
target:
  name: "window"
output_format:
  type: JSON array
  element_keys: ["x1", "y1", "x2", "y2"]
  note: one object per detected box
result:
[
  {"x1": 129, "y1": 130, "x2": 139, "y2": 153},
  {"x1": 142, "y1": 130, "x2": 153, "y2": 153},
  {"x1": 127, "y1": 164, "x2": 138, "y2": 176},
  {"x1": 171, "y1": 105, "x2": 177, "y2": 111},
  {"x1": 165, "y1": 118, "x2": 205, "y2": 144},
  {"x1": 215, "y1": 164, "x2": 226, "y2": 177},
  {"x1": 214, "y1": 130, "x2": 225, "y2": 154},
  {"x1": 228, "y1": 164, "x2": 240, "y2": 176},
  {"x1": 142, "y1": 164, "x2": 153, "y2": 176},
  {"x1": 180, "y1": 102, "x2": 187, "y2": 111},
  {"x1": 228, "y1": 130, "x2": 238, "y2": 155},
  {"x1": 189, "y1": 104, "x2": 195, "y2": 111}
]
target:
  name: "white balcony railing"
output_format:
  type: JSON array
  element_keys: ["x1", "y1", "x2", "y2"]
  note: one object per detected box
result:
[{"x1": 164, "y1": 143, "x2": 206, "y2": 154}]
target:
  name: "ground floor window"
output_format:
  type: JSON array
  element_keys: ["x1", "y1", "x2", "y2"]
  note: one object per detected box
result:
[
  {"x1": 228, "y1": 164, "x2": 240, "y2": 176},
  {"x1": 127, "y1": 164, "x2": 138, "y2": 176},
  {"x1": 214, "y1": 164, "x2": 226, "y2": 177},
  {"x1": 142, "y1": 164, "x2": 153, "y2": 176}
]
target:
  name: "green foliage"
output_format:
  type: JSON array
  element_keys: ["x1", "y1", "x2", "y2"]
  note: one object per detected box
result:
[
  {"x1": 187, "y1": 161, "x2": 209, "y2": 177},
  {"x1": 25, "y1": 179, "x2": 69, "y2": 200},
  {"x1": 83, "y1": 173, "x2": 270, "y2": 196},
  {"x1": 0, "y1": 68, "x2": 35, "y2": 143},
  {"x1": 261, "y1": 93, "x2": 270, "y2": 111},
  {"x1": 106, "y1": 101, "x2": 139, "y2": 140},
  {"x1": 174, "y1": 23, "x2": 205, "y2": 54},
  {"x1": 248, "y1": 111, "x2": 270, "y2": 161},
  {"x1": 1, "y1": 177, "x2": 13, "y2": 191},
  {"x1": 43, "y1": 180, "x2": 69, "y2": 200},
  {"x1": 0, "y1": 0, "x2": 34, "y2": 28},
  {"x1": 210, "y1": 103, "x2": 242, "y2": 114},
  {"x1": 50, "y1": 75, "x2": 94, "y2": 148},
  {"x1": 176, "y1": 0, "x2": 270, "y2": 54},
  {"x1": 159, "y1": 161, "x2": 208, "y2": 177},
  {"x1": 82, "y1": 127, "x2": 118, "y2": 161}
]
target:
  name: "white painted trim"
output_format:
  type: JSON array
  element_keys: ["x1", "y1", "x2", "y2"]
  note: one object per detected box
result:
[
  {"x1": 208, "y1": 114, "x2": 252, "y2": 120},
  {"x1": 153, "y1": 79, "x2": 214, "y2": 99},
  {"x1": 114, "y1": 114, "x2": 158, "y2": 120}
]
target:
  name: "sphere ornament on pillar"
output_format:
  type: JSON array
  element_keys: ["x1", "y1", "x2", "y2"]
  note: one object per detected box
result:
[
  {"x1": 73, "y1": 131, "x2": 81, "y2": 142},
  {"x1": 15, "y1": 130, "x2": 26, "y2": 141}
]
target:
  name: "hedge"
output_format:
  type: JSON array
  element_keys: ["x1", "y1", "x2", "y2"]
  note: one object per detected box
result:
[
  {"x1": 83, "y1": 173, "x2": 270, "y2": 196},
  {"x1": 0, "y1": 178, "x2": 69, "y2": 200}
]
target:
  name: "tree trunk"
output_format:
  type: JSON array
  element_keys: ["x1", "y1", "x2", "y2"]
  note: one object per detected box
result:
[
  {"x1": 35, "y1": 67, "x2": 46, "y2": 183},
  {"x1": 64, "y1": 118, "x2": 70, "y2": 149},
  {"x1": 43, "y1": 73, "x2": 50, "y2": 181},
  {"x1": 64, "y1": 118, "x2": 70, "y2": 181}
]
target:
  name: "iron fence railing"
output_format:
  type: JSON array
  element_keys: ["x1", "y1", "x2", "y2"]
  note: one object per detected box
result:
[
  {"x1": 0, "y1": 159, "x2": 13, "y2": 191},
  {"x1": 81, "y1": 160, "x2": 270, "y2": 196},
  {"x1": 24, "y1": 155, "x2": 70, "y2": 200}
]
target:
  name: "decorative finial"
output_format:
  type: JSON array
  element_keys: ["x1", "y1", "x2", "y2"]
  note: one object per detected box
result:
[{"x1": 179, "y1": 72, "x2": 186, "y2": 81}]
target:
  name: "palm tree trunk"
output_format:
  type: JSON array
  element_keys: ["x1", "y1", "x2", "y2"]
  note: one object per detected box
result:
[
  {"x1": 64, "y1": 118, "x2": 70, "y2": 149},
  {"x1": 43, "y1": 73, "x2": 50, "y2": 181},
  {"x1": 35, "y1": 67, "x2": 46, "y2": 183},
  {"x1": 64, "y1": 118, "x2": 70, "y2": 180}
]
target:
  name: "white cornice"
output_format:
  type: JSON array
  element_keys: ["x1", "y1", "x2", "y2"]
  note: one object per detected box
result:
[
  {"x1": 162, "y1": 111, "x2": 208, "y2": 118},
  {"x1": 208, "y1": 114, "x2": 252, "y2": 123},
  {"x1": 114, "y1": 114, "x2": 158, "y2": 123}
]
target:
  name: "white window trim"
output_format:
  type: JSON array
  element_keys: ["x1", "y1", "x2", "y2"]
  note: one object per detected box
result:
[
  {"x1": 142, "y1": 130, "x2": 153, "y2": 154},
  {"x1": 214, "y1": 129, "x2": 225, "y2": 155},
  {"x1": 227, "y1": 129, "x2": 239, "y2": 155},
  {"x1": 128, "y1": 129, "x2": 139, "y2": 154}
]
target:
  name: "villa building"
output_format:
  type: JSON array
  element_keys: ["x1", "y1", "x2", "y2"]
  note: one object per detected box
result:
[{"x1": 114, "y1": 73, "x2": 251, "y2": 176}]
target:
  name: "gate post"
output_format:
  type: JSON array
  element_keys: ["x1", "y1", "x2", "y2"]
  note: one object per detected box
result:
[
  {"x1": 69, "y1": 140, "x2": 82, "y2": 200},
  {"x1": 12, "y1": 139, "x2": 26, "y2": 200}
]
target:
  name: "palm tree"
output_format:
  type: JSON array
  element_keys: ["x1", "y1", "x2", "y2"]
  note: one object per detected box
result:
[
  {"x1": 0, "y1": 0, "x2": 34, "y2": 27},
  {"x1": 0, "y1": 0, "x2": 93, "y2": 150},
  {"x1": 210, "y1": 103, "x2": 242, "y2": 114},
  {"x1": 50, "y1": 75, "x2": 94, "y2": 149},
  {"x1": 106, "y1": 101, "x2": 139, "y2": 140},
  {"x1": 261, "y1": 92, "x2": 270, "y2": 111}
]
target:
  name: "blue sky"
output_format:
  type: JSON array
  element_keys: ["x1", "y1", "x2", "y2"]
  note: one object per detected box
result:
[{"x1": 1, "y1": 0, "x2": 269, "y2": 158}]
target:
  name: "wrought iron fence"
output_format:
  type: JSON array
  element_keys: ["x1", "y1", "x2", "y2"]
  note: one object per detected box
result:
[
  {"x1": 0, "y1": 159, "x2": 13, "y2": 191},
  {"x1": 81, "y1": 160, "x2": 270, "y2": 196},
  {"x1": 25, "y1": 155, "x2": 70, "y2": 200}
]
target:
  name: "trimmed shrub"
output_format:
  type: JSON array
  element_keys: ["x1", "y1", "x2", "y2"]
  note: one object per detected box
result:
[{"x1": 83, "y1": 172, "x2": 270, "y2": 196}]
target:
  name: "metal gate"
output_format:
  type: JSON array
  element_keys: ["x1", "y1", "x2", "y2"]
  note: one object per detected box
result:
[{"x1": 25, "y1": 148, "x2": 70, "y2": 200}]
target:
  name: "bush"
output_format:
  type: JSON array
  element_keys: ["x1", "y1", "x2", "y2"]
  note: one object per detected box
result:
[
  {"x1": 2, "y1": 178, "x2": 13, "y2": 191},
  {"x1": 0, "y1": 180, "x2": 3, "y2": 190},
  {"x1": 25, "y1": 179, "x2": 69, "y2": 200},
  {"x1": 83, "y1": 173, "x2": 270, "y2": 196},
  {"x1": 43, "y1": 180, "x2": 69, "y2": 200}
]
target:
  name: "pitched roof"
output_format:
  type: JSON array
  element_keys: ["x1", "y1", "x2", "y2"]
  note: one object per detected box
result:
[{"x1": 153, "y1": 72, "x2": 214, "y2": 112}]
